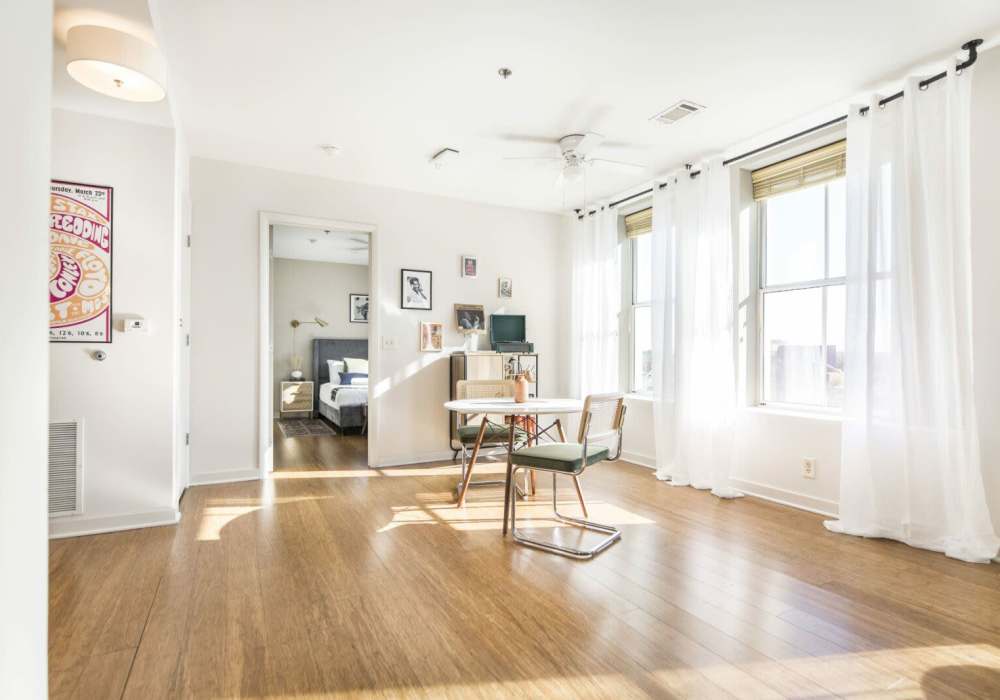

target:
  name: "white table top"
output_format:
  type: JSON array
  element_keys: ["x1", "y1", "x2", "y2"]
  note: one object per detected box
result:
[{"x1": 444, "y1": 397, "x2": 583, "y2": 415}]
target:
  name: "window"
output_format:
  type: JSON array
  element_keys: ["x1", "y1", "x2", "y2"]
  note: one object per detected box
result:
[
  {"x1": 758, "y1": 177, "x2": 846, "y2": 408},
  {"x1": 624, "y1": 207, "x2": 653, "y2": 394}
]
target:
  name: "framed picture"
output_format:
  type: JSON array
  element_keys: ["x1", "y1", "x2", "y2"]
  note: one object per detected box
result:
[
  {"x1": 49, "y1": 180, "x2": 114, "y2": 343},
  {"x1": 349, "y1": 293, "x2": 369, "y2": 323},
  {"x1": 419, "y1": 322, "x2": 443, "y2": 352},
  {"x1": 461, "y1": 254, "x2": 478, "y2": 278},
  {"x1": 498, "y1": 276, "x2": 512, "y2": 299},
  {"x1": 401, "y1": 269, "x2": 432, "y2": 309},
  {"x1": 455, "y1": 304, "x2": 486, "y2": 333}
]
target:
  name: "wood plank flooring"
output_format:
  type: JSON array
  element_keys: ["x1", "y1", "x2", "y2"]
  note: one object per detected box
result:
[{"x1": 49, "y1": 426, "x2": 1000, "y2": 698}]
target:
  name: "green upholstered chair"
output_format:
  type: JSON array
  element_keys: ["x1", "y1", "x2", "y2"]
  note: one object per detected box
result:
[
  {"x1": 507, "y1": 393, "x2": 626, "y2": 559},
  {"x1": 454, "y1": 379, "x2": 527, "y2": 506}
]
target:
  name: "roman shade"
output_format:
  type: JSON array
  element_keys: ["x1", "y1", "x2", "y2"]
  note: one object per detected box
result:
[
  {"x1": 751, "y1": 139, "x2": 846, "y2": 200},
  {"x1": 623, "y1": 207, "x2": 652, "y2": 238}
]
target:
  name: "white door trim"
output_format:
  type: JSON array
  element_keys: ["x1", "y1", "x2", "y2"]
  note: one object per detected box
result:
[{"x1": 257, "y1": 211, "x2": 379, "y2": 474}]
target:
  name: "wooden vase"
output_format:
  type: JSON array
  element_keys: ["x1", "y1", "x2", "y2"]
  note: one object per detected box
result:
[{"x1": 514, "y1": 375, "x2": 529, "y2": 403}]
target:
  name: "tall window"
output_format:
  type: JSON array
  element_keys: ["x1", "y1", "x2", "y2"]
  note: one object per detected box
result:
[
  {"x1": 755, "y1": 141, "x2": 846, "y2": 409},
  {"x1": 624, "y1": 207, "x2": 653, "y2": 393}
]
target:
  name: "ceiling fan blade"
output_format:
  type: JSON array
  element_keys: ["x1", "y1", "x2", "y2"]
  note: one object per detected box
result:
[
  {"x1": 553, "y1": 169, "x2": 566, "y2": 189},
  {"x1": 589, "y1": 157, "x2": 646, "y2": 170},
  {"x1": 495, "y1": 133, "x2": 560, "y2": 145},
  {"x1": 575, "y1": 132, "x2": 605, "y2": 156}
]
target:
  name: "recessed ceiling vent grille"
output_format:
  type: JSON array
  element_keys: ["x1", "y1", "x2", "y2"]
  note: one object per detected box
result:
[
  {"x1": 49, "y1": 419, "x2": 82, "y2": 516},
  {"x1": 650, "y1": 101, "x2": 704, "y2": 125}
]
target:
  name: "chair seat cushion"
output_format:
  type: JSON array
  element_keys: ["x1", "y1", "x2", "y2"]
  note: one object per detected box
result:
[
  {"x1": 458, "y1": 423, "x2": 525, "y2": 444},
  {"x1": 510, "y1": 442, "x2": 610, "y2": 473}
]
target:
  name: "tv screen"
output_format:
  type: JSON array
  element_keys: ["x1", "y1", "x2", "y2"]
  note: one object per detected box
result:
[{"x1": 490, "y1": 314, "x2": 525, "y2": 344}]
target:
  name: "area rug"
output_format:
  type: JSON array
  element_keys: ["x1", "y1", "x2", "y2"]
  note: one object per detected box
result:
[{"x1": 278, "y1": 419, "x2": 336, "y2": 438}]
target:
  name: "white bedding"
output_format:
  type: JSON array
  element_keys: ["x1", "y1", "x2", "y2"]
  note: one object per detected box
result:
[{"x1": 319, "y1": 382, "x2": 368, "y2": 409}]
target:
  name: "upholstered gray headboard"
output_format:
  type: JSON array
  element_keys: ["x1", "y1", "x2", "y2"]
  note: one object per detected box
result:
[{"x1": 311, "y1": 337, "x2": 369, "y2": 411}]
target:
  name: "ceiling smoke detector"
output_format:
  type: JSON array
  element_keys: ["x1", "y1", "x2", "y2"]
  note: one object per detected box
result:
[
  {"x1": 319, "y1": 144, "x2": 342, "y2": 157},
  {"x1": 650, "y1": 100, "x2": 704, "y2": 125}
]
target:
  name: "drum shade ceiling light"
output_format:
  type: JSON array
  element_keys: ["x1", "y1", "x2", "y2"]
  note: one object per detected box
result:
[{"x1": 65, "y1": 25, "x2": 166, "y2": 102}]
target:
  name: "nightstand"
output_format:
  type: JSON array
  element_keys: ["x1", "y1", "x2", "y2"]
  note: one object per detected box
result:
[{"x1": 280, "y1": 380, "x2": 314, "y2": 418}]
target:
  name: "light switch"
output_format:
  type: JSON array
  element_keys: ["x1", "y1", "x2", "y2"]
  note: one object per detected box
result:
[
  {"x1": 382, "y1": 336, "x2": 397, "y2": 350},
  {"x1": 123, "y1": 318, "x2": 149, "y2": 334}
]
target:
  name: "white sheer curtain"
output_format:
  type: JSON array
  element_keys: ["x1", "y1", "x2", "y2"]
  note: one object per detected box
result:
[
  {"x1": 651, "y1": 159, "x2": 741, "y2": 497},
  {"x1": 824, "y1": 70, "x2": 1000, "y2": 563},
  {"x1": 569, "y1": 205, "x2": 620, "y2": 398}
]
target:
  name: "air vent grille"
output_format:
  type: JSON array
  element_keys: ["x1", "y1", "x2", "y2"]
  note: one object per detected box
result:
[
  {"x1": 49, "y1": 420, "x2": 82, "y2": 516},
  {"x1": 650, "y1": 101, "x2": 704, "y2": 125}
]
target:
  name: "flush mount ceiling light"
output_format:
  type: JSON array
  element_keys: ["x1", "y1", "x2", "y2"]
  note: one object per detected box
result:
[
  {"x1": 319, "y1": 144, "x2": 342, "y2": 157},
  {"x1": 430, "y1": 147, "x2": 460, "y2": 169},
  {"x1": 65, "y1": 25, "x2": 166, "y2": 102}
]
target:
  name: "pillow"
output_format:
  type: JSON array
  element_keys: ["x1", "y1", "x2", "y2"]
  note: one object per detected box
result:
[
  {"x1": 338, "y1": 372, "x2": 368, "y2": 386},
  {"x1": 327, "y1": 360, "x2": 345, "y2": 378},
  {"x1": 344, "y1": 357, "x2": 368, "y2": 374},
  {"x1": 349, "y1": 376, "x2": 369, "y2": 386}
]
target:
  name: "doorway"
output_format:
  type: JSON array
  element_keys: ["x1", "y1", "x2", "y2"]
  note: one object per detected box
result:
[{"x1": 258, "y1": 212, "x2": 378, "y2": 473}]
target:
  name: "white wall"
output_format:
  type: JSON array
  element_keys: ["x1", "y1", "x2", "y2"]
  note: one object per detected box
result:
[
  {"x1": 49, "y1": 109, "x2": 181, "y2": 537},
  {"x1": 622, "y1": 45, "x2": 1000, "y2": 525},
  {"x1": 0, "y1": 2, "x2": 51, "y2": 696},
  {"x1": 272, "y1": 258, "x2": 369, "y2": 406},
  {"x1": 971, "y1": 46, "x2": 1000, "y2": 535},
  {"x1": 189, "y1": 158, "x2": 568, "y2": 478}
]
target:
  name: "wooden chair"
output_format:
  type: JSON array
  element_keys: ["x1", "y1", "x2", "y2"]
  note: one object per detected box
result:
[{"x1": 507, "y1": 393, "x2": 626, "y2": 558}]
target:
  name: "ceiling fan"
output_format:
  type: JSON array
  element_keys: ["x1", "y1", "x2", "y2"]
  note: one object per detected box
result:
[
  {"x1": 307, "y1": 230, "x2": 368, "y2": 252},
  {"x1": 503, "y1": 132, "x2": 645, "y2": 186}
]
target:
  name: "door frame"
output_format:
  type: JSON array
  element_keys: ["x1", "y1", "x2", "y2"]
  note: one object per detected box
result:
[{"x1": 258, "y1": 211, "x2": 379, "y2": 473}]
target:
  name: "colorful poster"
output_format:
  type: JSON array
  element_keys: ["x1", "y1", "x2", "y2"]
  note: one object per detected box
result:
[{"x1": 49, "y1": 181, "x2": 113, "y2": 343}]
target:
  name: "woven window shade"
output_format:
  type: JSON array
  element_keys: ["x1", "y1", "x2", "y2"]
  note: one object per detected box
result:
[
  {"x1": 623, "y1": 207, "x2": 652, "y2": 238},
  {"x1": 751, "y1": 139, "x2": 846, "y2": 200}
]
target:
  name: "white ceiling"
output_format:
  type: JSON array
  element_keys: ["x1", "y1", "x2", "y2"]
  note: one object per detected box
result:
[
  {"x1": 52, "y1": 0, "x2": 174, "y2": 127},
  {"x1": 272, "y1": 225, "x2": 369, "y2": 266},
  {"x1": 70, "y1": 1, "x2": 1000, "y2": 213}
]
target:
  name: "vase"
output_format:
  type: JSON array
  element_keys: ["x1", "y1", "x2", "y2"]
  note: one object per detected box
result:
[
  {"x1": 514, "y1": 375, "x2": 529, "y2": 403},
  {"x1": 290, "y1": 369, "x2": 303, "y2": 380}
]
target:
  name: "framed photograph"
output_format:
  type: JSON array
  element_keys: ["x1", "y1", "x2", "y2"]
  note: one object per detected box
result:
[
  {"x1": 401, "y1": 269, "x2": 432, "y2": 309},
  {"x1": 419, "y1": 321, "x2": 443, "y2": 352},
  {"x1": 461, "y1": 254, "x2": 478, "y2": 278},
  {"x1": 498, "y1": 276, "x2": 512, "y2": 299},
  {"x1": 455, "y1": 304, "x2": 486, "y2": 333},
  {"x1": 49, "y1": 180, "x2": 114, "y2": 343},
  {"x1": 349, "y1": 293, "x2": 369, "y2": 323}
]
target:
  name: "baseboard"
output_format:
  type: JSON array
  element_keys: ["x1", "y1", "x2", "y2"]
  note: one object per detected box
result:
[
  {"x1": 621, "y1": 451, "x2": 656, "y2": 469},
  {"x1": 49, "y1": 508, "x2": 181, "y2": 539},
  {"x1": 374, "y1": 450, "x2": 458, "y2": 468},
  {"x1": 729, "y1": 477, "x2": 838, "y2": 517},
  {"x1": 188, "y1": 468, "x2": 261, "y2": 486}
]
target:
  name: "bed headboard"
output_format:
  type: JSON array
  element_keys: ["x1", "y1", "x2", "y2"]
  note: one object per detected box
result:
[{"x1": 312, "y1": 337, "x2": 369, "y2": 410}]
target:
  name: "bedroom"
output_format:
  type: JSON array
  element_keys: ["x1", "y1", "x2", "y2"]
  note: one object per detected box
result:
[{"x1": 271, "y1": 222, "x2": 370, "y2": 462}]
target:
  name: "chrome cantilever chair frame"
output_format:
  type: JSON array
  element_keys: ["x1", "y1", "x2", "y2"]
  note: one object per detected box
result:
[{"x1": 509, "y1": 394, "x2": 627, "y2": 559}]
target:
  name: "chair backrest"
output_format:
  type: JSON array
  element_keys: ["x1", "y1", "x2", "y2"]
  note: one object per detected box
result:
[
  {"x1": 578, "y1": 393, "x2": 626, "y2": 459},
  {"x1": 456, "y1": 379, "x2": 515, "y2": 424}
]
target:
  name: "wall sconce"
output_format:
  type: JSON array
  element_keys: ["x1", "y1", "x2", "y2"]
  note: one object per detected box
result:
[{"x1": 289, "y1": 317, "x2": 328, "y2": 379}]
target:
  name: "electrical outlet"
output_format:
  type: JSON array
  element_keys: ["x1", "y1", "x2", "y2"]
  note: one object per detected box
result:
[{"x1": 802, "y1": 458, "x2": 816, "y2": 479}]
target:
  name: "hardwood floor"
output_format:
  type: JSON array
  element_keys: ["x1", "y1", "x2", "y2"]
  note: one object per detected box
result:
[{"x1": 49, "y1": 427, "x2": 1000, "y2": 698}]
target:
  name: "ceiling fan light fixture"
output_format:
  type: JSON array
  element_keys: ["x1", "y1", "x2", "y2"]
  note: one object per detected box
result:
[
  {"x1": 563, "y1": 162, "x2": 585, "y2": 183},
  {"x1": 65, "y1": 25, "x2": 166, "y2": 102}
]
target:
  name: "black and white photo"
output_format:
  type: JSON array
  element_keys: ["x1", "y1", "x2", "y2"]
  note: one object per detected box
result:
[
  {"x1": 498, "y1": 276, "x2": 512, "y2": 299},
  {"x1": 401, "y1": 268, "x2": 432, "y2": 309},
  {"x1": 349, "y1": 293, "x2": 368, "y2": 323},
  {"x1": 454, "y1": 303, "x2": 486, "y2": 333}
]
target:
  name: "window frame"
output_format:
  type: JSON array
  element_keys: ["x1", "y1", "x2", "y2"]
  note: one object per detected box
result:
[
  {"x1": 754, "y1": 180, "x2": 845, "y2": 413},
  {"x1": 619, "y1": 204, "x2": 654, "y2": 396}
]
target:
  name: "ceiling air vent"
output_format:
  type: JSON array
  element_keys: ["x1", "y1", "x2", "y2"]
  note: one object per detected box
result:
[
  {"x1": 49, "y1": 419, "x2": 83, "y2": 516},
  {"x1": 650, "y1": 101, "x2": 704, "y2": 125}
]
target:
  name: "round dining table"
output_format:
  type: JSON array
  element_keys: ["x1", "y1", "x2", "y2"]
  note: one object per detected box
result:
[{"x1": 443, "y1": 397, "x2": 584, "y2": 535}]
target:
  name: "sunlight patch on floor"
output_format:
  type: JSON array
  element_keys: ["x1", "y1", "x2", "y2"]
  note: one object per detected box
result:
[
  {"x1": 377, "y1": 497, "x2": 654, "y2": 533},
  {"x1": 196, "y1": 505, "x2": 262, "y2": 541},
  {"x1": 270, "y1": 461, "x2": 510, "y2": 479}
]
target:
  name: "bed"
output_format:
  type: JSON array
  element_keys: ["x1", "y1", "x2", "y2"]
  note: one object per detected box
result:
[{"x1": 311, "y1": 338, "x2": 369, "y2": 432}]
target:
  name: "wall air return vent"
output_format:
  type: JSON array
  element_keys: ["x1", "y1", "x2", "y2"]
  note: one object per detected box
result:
[
  {"x1": 650, "y1": 101, "x2": 704, "y2": 125},
  {"x1": 49, "y1": 419, "x2": 83, "y2": 516}
]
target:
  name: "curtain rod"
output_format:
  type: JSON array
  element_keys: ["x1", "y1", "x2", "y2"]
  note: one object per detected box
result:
[{"x1": 576, "y1": 38, "x2": 983, "y2": 220}]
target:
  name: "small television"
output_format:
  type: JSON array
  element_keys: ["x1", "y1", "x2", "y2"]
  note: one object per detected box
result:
[{"x1": 490, "y1": 314, "x2": 525, "y2": 346}]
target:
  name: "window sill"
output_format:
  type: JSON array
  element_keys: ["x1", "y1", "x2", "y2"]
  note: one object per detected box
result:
[
  {"x1": 624, "y1": 393, "x2": 656, "y2": 403},
  {"x1": 743, "y1": 405, "x2": 843, "y2": 422}
]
